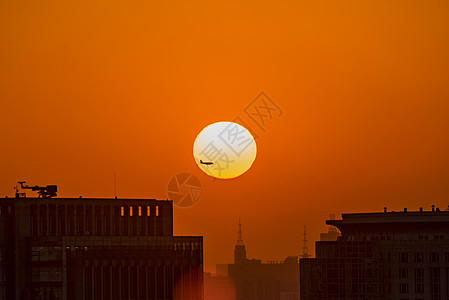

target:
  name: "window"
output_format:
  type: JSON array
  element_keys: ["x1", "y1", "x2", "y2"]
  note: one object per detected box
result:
[
  {"x1": 129, "y1": 206, "x2": 133, "y2": 217},
  {"x1": 430, "y1": 267, "x2": 440, "y2": 299},
  {"x1": 138, "y1": 266, "x2": 147, "y2": 299},
  {"x1": 94, "y1": 205, "x2": 101, "y2": 236},
  {"x1": 31, "y1": 204, "x2": 38, "y2": 236},
  {"x1": 414, "y1": 253, "x2": 423, "y2": 263},
  {"x1": 123, "y1": 207, "x2": 129, "y2": 235},
  {"x1": 113, "y1": 206, "x2": 120, "y2": 235},
  {"x1": 103, "y1": 206, "x2": 111, "y2": 236},
  {"x1": 103, "y1": 265, "x2": 111, "y2": 299},
  {"x1": 399, "y1": 253, "x2": 408, "y2": 263},
  {"x1": 120, "y1": 206, "x2": 124, "y2": 217},
  {"x1": 86, "y1": 205, "x2": 92, "y2": 235},
  {"x1": 399, "y1": 268, "x2": 408, "y2": 279},
  {"x1": 430, "y1": 252, "x2": 439, "y2": 263},
  {"x1": 414, "y1": 268, "x2": 424, "y2": 294},
  {"x1": 67, "y1": 205, "x2": 75, "y2": 235},
  {"x1": 76, "y1": 205, "x2": 83, "y2": 235},
  {"x1": 121, "y1": 266, "x2": 129, "y2": 299},
  {"x1": 156, "y1": 206, "x2": 159, "y2": 216},
  {"x1": 48, "y1": 204, "x2": 56, "y2": 236},
  {"x1": 40, "y1": 205, "x2": 48, "y2": 236},
  {"x1": 399, "y1": 283, "x2": 408, "y2": 294}
]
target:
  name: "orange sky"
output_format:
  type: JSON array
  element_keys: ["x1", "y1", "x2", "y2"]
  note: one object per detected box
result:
[{"x1": 1, "y1": 0, "x2": 449, "y2": 273}]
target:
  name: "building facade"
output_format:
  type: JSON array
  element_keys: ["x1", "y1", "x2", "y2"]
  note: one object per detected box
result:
[
  {"x1": 216, "y1": 220, "x2": 299, "y2": 300},
  {"x1": 0, "y1": 195, "x2": 203, "y2": 300},
  {"x1": 228, "y1": 256, "x2": 300, "y2": 300},
  {"x1": 300, "y1": 207, "x2": 449, "y2": 300}
]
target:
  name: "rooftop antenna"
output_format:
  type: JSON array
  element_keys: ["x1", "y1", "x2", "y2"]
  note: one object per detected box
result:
[
  {"x1": 237, "y1": 217, "x2": 243, "y2": 245},
  {"x1": 114, "y1": 172, "x2": 117, "y2": 198},
  {"x1": 301, "y1": 225, "x2": 310, "y2": 258}
]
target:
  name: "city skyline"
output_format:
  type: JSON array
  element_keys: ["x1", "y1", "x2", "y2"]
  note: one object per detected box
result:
[{"x1": 1, "y1": 0, "x2": 449, "y2": 275}]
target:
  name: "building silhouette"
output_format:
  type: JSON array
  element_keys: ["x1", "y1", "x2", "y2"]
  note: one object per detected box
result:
[
  {"x1": 319, "y1": 214, "x2": 341, "y2": 242},
  {"x1": 217, "y1": 219, "x2": 299, "y2": 300},
  {"x1": 203, "y1": 272, "x2": 236, "y2": 300},
  {"x1": 300, "y1": 206, "x2": 449, "y2": 300},
  {"x1": 0, "y1": 189, "x2": 203, "y2": 300}
]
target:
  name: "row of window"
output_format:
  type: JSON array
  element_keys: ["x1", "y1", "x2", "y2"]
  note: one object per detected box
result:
[
  {"x1": 30, "y1": 242, "x2": 202, "y2": 263},
  {"x1": 78, "y1": 265, "x2": 202, "y2": 300},
  {"x1": 120, "y1": 205, "x2": 159, "y2": 217},
  {"x1": 397, "y1": 252, "x2": 447, "y2": 263},
  {"x1": 397, "y1": 267, "x2": 440, "y2": 296},
  {"x1": 29, "y1": 265, "x2": 202, "y2": 300},
  {"x1": 29, "y1": 204, "x2": 167, "y2": 237},
  {"x1": 419, "y1": 235, "x2": 445, "y2": 240}
]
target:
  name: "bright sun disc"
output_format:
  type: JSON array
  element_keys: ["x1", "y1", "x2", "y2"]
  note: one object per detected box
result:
[{"x1": 193, "y1": 122, "x2": 257, "y2": 179}]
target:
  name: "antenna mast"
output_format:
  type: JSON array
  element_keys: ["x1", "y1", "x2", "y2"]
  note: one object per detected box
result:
[
  {"x1": 301, "y1": 225, "x2": 310, "y2": 258},
  {"x1": 237, "y1": 217, "x2": 243, "y2": 245},
  {"x1": 114, "y1": 173, "x2": 117, "y2": 198}
]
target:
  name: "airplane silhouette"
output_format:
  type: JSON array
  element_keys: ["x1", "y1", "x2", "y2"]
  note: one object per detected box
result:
[{"x1": 200, "y1": 160, "x2": 213, "y2": 165}]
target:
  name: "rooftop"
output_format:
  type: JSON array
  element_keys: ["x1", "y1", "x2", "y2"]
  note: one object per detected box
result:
[{"x1": 327, "y1": 206, "x2": 449, "y2": 227}]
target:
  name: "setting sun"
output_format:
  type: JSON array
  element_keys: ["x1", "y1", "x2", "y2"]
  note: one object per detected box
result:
[{"x1": 193, "y1": 121, "x2": 257, "y2": 179}]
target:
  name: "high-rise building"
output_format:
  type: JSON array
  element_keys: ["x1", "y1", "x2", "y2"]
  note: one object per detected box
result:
[
  {"x1": 0, "y1": 190, "x2": 203, "y2": 300},
  {"x1": 217, "y1": 219, "x2": 299, "y2": 300},
  {"x1": 300, "y1": 206, "x2": 449, "y2": 300}
]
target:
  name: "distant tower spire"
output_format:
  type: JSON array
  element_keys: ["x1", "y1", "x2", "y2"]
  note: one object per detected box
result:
[
  {"x1": 301, "y1": 225, "x2": 310, "y2": 258},
  {"x1": 234, "y1": 217, "x2": 247, "y2": 264},
  {"x1": 237, "y1": 217, "x2": 243, "y2": 245}
]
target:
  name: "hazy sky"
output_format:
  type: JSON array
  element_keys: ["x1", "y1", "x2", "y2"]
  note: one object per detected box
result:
[{"x1": 1, "y1": 0, "x2": 449, "y2": 272}]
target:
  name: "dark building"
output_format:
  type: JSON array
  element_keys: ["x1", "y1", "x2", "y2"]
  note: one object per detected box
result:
[
  {"x1": 217, "y1": 220, "x2": 299, "y2": 300},
  {"x1": 203, "y1": 272, "x2": 236, "y2": 300},
  {"x1": 319, "y1": 214, "x2": 341, "y2": 242},
  {"x1": 228, "y1": 257, "x2": 300, "y2": 300},
  {"x1": 0, "y1": 189, "x2": 203, "y2": 300},
  {"x1": 300, "y1": 206, "x2": 449, "y2": 300}
]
